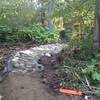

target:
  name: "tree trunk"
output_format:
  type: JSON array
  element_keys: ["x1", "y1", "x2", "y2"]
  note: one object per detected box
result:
[
  {"x1": 38, "y1": 0, "x2": 46, "y2": 27},
  {"x1": 48, "y1": 0, "x2": 54, "y2": 29},
  {"x1": 94, "y1": 0, "x2": 100, "y2": 53},
  {"x1": 40, "y1": 9, "x2": 45, "y2": 27}
]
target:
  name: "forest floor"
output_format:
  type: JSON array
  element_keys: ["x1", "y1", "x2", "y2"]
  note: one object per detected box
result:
[{"x1": 0, "y1": 43, "x2": 99, "y2": 100}]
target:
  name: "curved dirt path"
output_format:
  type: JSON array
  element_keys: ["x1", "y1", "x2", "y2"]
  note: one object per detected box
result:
[{"x1": 0, "y1": 43, "x2": 82, "y2": 100}]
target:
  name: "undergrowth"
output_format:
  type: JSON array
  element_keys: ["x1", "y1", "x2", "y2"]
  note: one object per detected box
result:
[{"x1": 0, "y1": 24, "x2": 59, "y2": 44}]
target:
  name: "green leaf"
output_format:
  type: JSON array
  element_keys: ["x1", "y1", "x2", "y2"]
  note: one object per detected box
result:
[
  {"x1": 92, "y1": 72, "x2": 100, "y2": 82},
  {"x1": 0, "y1": 96, "x2": 3, "y2": 100},
  {"x1": 82, "y1": 65, "x2": 95, "y2": 75}
]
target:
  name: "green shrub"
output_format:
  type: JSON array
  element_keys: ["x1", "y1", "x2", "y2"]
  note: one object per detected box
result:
[
  {"x1": 0, "y1": 24, "x2": 59, "y2": 44},
  {"x1": 22, "y1": 24, "x2": 59, "y2": 44},
  {"x1": 0, "y1": 25, "x2": 12, "y2": 42},
  {"x1": 70, "y1": 33, "x2": 94, "y2": 60},
  {"x1": 82, "y1": 65, "x2": 100, "y2": 85}
]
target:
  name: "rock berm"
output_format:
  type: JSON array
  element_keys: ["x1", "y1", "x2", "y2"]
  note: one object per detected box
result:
[{"x1": 11, "y1": 43, "x2": 67, "y2": 74}]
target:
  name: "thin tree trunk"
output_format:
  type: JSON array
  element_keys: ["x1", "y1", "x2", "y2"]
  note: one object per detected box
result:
[
  {"x1": 48, "y1": 0, "x2": 54, "y2": 29},
  {"x1": 94, "y1": 0, "x2": 100, "y2": 53},
  {"x1": 38, "y1": 0, "x2": 45, "y2": 27},
  {"x1": 40, "y1": 9, "x2": 45, "y2": 27}
]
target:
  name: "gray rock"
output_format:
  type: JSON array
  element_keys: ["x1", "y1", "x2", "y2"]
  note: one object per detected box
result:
[{"x1": 11, "y1": 43, "x2": 67, "y2": 74}]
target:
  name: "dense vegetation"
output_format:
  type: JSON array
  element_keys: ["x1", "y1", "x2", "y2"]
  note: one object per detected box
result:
[
  {"x1": 0, "y1": 0, "x2": 100, "y2": 97},
  {"x1": 0, "y1": 24, "x2": 59, "y2": 44},
  {"x1": 0, "y1": 0, "x2": 95, "y2": 43}
]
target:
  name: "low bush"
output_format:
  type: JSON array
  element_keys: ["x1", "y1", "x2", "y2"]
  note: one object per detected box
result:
[
  {"x1": 70, "y1": 33, "x2": 94, "y2": 60},
  {"x1": 82, "y1": 62, "x2": 100, "y2": 85},
  {"x1": 0, "y1": 24, "x2": 59, "y2": 44},
  {"x1": 0, "y1": 25, "x2": 12, "y2": 42}
]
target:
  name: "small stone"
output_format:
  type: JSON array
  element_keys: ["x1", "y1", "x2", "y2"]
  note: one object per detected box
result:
[
  {"x1": 19, "y1": 63, "x2": 25, "y2": 67},
  {"x1": 42, "y1": 78, "x2": 48, "y2": 84},
  {"x1": 84, "y1": 96, "x2": 91, "y2": 100},
  {"x1": 37, "y1": 64, "x2": 44, "y2": 71},
  {"x1": 12, "y1": 57, "x2": 19, "y2": 62},
  {"x1": 45, "y1": 53, "x2": 51, "y2": 57},
  {"x1": 14, "y1": 63, "x2": 20, "y2": 68},
  {"x1": 26, "y1": 65, "x2": 32, "y2": 68}
]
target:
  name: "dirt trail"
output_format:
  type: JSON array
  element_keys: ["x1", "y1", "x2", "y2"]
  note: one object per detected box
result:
[
  {"x1": 0, "y1": 72, "x2": 82, "y2": 100},
  {"x1": 0, "y1": 43, "x2": 82, "y2": 100}
]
